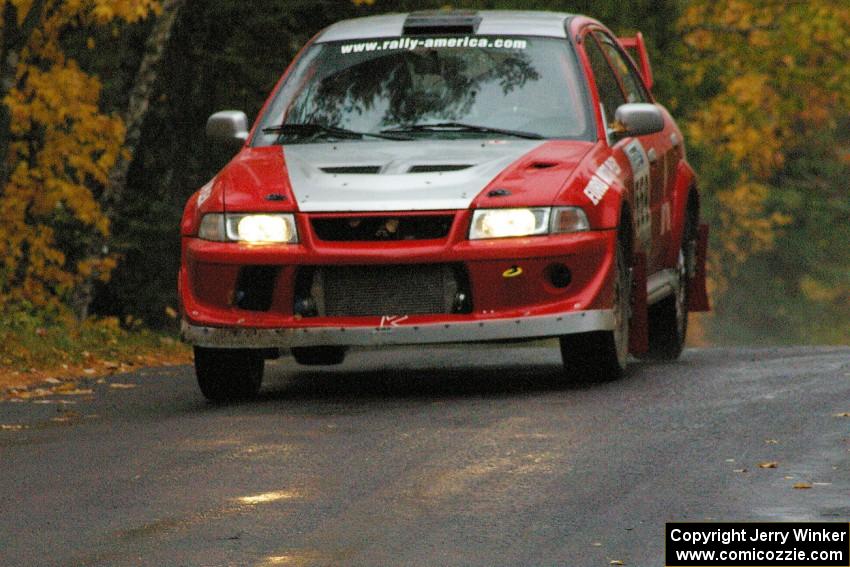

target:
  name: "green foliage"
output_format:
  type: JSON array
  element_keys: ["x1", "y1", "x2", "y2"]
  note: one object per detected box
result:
[
  {"x1": 678, "y1": 1, "x2": 850, "y2": 345},
  {"x1": 0, "y1": 300, "x2": 186, "y2": 374}
]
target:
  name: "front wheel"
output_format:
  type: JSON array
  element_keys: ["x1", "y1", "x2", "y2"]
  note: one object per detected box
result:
[
  {"x1": 559, "y1": 232, "x2": 630, "y2": 382},
  {"x1": 194, "y1": 347, "x2": 264, "y2": 402}
]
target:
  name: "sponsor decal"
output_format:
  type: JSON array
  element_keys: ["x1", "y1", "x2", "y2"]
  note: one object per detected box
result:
[
  {"x1": 583, "y1": 176, "x2": 610, "y2": 206},
  {"x1": 340, "y1": 37, "x2": 528, "y2": 55},
  {"x1": 378, "y1": 315, "x2": 409, "y2": 331},
  {"x1": 582, "y1": 157, "x2": 621, "y2": 206},
  {"x1": 625, "y1": 140, "x2": 651, "y2": 253},
  {"x1": 502, "y1": 266, "x2": 523, "y2": 278}
]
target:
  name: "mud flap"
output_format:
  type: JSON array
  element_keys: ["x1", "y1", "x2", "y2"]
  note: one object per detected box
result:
[
  {"x1": 629, "y1": 252, "x2": 649, "y2": 355},
  {"x1": 688, "y1": 223, "x2": 710, "y2": 312}
]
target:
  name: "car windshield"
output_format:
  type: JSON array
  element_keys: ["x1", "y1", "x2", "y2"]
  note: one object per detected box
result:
[{"x1": 252, "y1": 35, "x2": 593, "y2": 145}]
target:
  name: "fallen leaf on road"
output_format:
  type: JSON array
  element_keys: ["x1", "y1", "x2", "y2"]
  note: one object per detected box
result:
[
  {"x1": 57, "y1": 389, "x2": 93, "y2": 396},
  {"x1": 758, "y1": 462, "x2": 778, "y2": 469},
  {"x1": 591, "y1": 542, "x2": 602, "y2": 547},
  {"x1": 610, "y1": 561, "x2": 624, "y2": 565},
  {"x1": 44, "y1": 378, "x2": 61, "y2": 385},
  {"x1": 793, "y1": 482, "x2": 812, "y2": 489},
  {"x1": 834, "y1": 412, "x2": 850, "y2": 417},
  {"x1": 83, "y1": 368, "x2": 96, "y2": 375},
  {"x1": 109, "y1": 383, "x2": 136, "y2": 389},
  {"x1": 734, "y1": 468, "x2": 748, "y2": 473},
  {"x1": 1, "y1": 424, "x2": 26, "y2": 431},
  {"x1": 11, "y1": 388, "x2": 51, "y2": 399},
  {"x1": 765, "y1": 439, "x2": 778, "y2": 444},
  {"x1": 236, "y1": 490, "x2": 300, "y2": 505}
]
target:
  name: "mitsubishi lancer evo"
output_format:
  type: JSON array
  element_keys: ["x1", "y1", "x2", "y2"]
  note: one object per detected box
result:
[{"x1": 179, "y1": 10, "x2": 709, "y2": 401}]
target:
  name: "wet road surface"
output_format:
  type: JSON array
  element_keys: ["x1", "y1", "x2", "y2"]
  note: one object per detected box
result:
[{"x1": 1, "y1": 345, "x2": 849, "y2": 566}]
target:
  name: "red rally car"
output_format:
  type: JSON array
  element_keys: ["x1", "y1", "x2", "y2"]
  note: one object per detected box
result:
[{"x1": 179, "y1": 10, "x2": 710, "y2": 401}]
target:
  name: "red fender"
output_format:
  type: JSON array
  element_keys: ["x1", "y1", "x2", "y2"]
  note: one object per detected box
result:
[
  {"x1": 629, "y1": 251, "x2": 649, "y2": 354},
  {"x1": 688, "y1": 223, "x2": 710, "y2": 312}
]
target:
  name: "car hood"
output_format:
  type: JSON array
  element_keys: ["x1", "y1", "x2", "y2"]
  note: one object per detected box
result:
[{"x1": 220, "y1": 139, "x2": 594, "y2": 212}]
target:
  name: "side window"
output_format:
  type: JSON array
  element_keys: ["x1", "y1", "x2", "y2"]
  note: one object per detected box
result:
[
  {"x1": 583, "y1": 34, "x2": 626, "y2": 128},
  {"x1": 595, "y1": 32, "x2": 649, "y2": 104}
]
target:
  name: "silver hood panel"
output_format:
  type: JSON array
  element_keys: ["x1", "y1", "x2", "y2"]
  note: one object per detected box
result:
[{"x1": 283, "y1": 140, "x2": 545, "y2": 212}]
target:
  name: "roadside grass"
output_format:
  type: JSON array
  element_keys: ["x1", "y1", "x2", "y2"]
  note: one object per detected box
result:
[{"x1": 1, "y1": 308, "x2": 190, "y2": 392}]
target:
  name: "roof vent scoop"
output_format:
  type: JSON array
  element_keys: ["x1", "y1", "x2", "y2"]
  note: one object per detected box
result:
[{"x1": 403, "y1": 11, "x2": 482, "y2": 36}]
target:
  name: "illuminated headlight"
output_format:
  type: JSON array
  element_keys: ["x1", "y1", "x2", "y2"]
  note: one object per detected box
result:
[
  {"x1": 469, "y1": 207, "x2": 589, "y2": 239},
  {"x1": 198, "y1": 213, "x2": 298, "y2": 243},
  {"x1": 470, "y1": 208, "x2": 550, "y2": 239}
]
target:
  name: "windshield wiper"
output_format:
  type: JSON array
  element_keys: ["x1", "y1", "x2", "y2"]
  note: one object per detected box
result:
[
  {"x1": 262, "y1": 122, "x2": 411, "y2": 141},
  {"x1": 381, "y1": 122, "x2": 545, "y2": 140}
]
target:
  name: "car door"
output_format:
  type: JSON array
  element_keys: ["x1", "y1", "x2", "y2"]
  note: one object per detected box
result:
[{"x1": 582, "y1": 29, "x2": 671, "y2": 272}]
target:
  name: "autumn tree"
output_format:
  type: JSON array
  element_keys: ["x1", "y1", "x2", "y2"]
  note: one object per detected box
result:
[
  {"x1": 679, "y1": 0, "x2": 850, "y2": 343},
  {"x1": 0, "y1": 0, "x2": 160, "y2": 313},
  {"x1": 70, "y1": 0, "x2": 186, "y2": 320}
]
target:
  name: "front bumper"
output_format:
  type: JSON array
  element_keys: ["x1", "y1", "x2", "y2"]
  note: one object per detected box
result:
[
  {"x1": 182, "y1": 308, "x2": 614, "y2": 349},
  {"x1": 179, "y1": 218, "x2": 618, "y2": 348}
]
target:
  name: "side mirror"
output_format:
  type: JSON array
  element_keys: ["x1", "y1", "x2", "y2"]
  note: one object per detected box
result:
[
  {"x1": 206, "y1": 110, "x2": 249, "y2": 146},
  {"x1": 613, "y1": 103, "x2": 664, "y2": 138}
]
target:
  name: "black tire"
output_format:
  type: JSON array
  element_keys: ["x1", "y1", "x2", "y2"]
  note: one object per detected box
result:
[
  {"x1": 194, "y1": 347, "x2": 264, "y2": 402},
  {"x1": 559, "y1": 230, "x2": 630, "y2": 382},
  {"x1": 291, "y1": 346, "x2": 347, "y2": 366},
  {"x1": 643, "y1": 214, "x2": 697, "y2": 360}
]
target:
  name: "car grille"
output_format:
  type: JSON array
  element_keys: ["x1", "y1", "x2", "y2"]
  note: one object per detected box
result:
[
  {"x1": 310, "y1": 215, "x2": 454, "y2": 241},
  {"x1": 297, "y1": 264, "x2": 469, "y2": 317}
]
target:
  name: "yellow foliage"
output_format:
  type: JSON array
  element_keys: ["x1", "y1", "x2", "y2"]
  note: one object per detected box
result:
[
  {"x1": 799, "y1": 276, "x2": 847, "y2": 305},
  {"x1": 0, "y1": 0, "x2": 159, "y2": 309},
  {"x1": 679, "y1": 0, "x2": 850, "y2": 290}
]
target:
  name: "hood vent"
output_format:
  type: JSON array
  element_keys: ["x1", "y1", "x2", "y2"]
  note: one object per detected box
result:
[
  {"x1": 321, "y1": 166, "x2": 381, "y2": 175},
  {"x1": 408, "y1": 164, "x2": 472, "y2": 173},
  {"x1": 320, "y1": 164, "x2": 473, "y2": 175}
]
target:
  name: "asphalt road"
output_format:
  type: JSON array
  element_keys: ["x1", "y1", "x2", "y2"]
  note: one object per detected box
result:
[{"x1": 1, "y1": 345, "x2": 849, "y2": 566}]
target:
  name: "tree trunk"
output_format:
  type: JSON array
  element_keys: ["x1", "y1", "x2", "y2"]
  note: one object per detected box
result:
[
  {"x1": 71, "y1": 0, "x2": 186, "y2": 320},
  {"x1": 100, "y1": 0, "x2": 187, "y2": 217}
]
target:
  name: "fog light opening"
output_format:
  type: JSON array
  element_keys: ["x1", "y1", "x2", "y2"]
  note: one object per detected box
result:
[
  {"x1": 547, "y1": 264, "x2": 572, "y2": 288},
  {"x1": 294, "y1": 297, "x2": 318, "y2": 317},
  {"x1": 453, "y1": 292, "x2": 471, "y2": 313}
]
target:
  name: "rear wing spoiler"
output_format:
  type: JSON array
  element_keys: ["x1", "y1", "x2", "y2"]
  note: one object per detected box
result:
[{"x1": 618, "y1": 32, "x2": 654, "y2": 91}]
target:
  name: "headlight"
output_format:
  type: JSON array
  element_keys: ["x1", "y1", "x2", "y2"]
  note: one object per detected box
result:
[
  {"x1": 469, "y1": 207, "x2": 588, "y2": 239},
  {"x1": 470, "y1": 208, "x2": 550, "y2": 239},
  {"x1": 198, "y1": 213, "x2": 298, "y2": 243}
]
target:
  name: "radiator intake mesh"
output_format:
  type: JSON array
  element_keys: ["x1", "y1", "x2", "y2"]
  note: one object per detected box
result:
[{"x1": 308, "y1": 264, "x2": 461, "y2": 317}]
